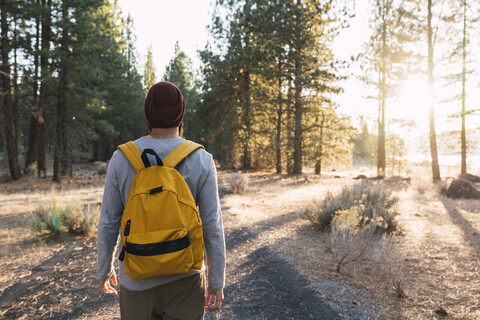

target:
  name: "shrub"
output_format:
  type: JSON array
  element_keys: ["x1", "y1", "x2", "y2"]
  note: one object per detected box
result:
[
  {"x1": 60, "y1": 204, "x2": 100, "y2": 235},
  {"x1": 303, "y1": 182, "x2": 399, "y2": 233},
  {"x1": 226, "y1": 172, "x2": 249, "y2": 193},
  {"x1": 29, "y1": 200, "x2": 63, "y2": 238},
  {"x1": 330, "y1": 204, "x2": 376, "y2": 273},
  {"x1": 300, "y1": 198, "x2": 332, "y2": 231},
  {"x1": 29, "y1": 197, "x2": 100, "y2": 238}
]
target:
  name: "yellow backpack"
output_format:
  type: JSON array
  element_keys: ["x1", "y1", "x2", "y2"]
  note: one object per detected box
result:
[{"x1": 117, "y1": 140, "x2": 204, "y2": 280}]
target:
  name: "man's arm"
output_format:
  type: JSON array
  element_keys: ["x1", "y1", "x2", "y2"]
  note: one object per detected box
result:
[
  {"x1": 97, "y1": 151, "x2": 125, "y2": 295},
  {"x1": 197, "y1": 157, "x2": 226, "y2": 298}
]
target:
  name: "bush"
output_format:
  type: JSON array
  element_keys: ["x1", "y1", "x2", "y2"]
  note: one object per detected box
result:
[
  {"x1": 60, "y1": 204, "x2": 100, "y2": 235},
  {"x1": 300, "y1": 198, "x2": 332, "y2": 231},
  {"x1": 303, "y1": 182, "x2": 399, "y2": 233},
  {"x1": 330, "y1": 204, "x2": 376, "y2": 273},
  {"x1": 226, "y1": 172, "x2": 249, "y2": 193},
  {"x1": 29, "y1": 198, "x2": 100, "y2": 238},
  {"x1": 29, "y1": 200, "x2": 63, "y2": 238}
]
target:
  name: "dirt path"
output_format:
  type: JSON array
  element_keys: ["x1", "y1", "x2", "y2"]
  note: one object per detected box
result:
[
  {"x1": 205, "y1": 173, "x2": 378, "y2": 319},
  {"x1": 0, "y1": 171, "x2": 479, "y2": 319},
  {"x1": 389, "y1": 186, "x2": 480, "y2": 319}
]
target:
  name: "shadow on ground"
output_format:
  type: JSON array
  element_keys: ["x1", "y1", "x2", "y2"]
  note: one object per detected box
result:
[{"x1": 208, "y1": 211, "x2": 338, "y2": 320}]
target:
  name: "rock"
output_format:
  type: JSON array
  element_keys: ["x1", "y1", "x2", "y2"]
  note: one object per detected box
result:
[
  {"x1": 446, "y1": 178, "x2": 480, "y2": 199},
  {"x1": 459, "y1": 173, "x2": 480, "y2": 183},
  {"x1": 353, "y1": 174, "x2": 368, "y2": 180},
  {"x1": 435, "y1": 307, "x2": 448, "y2": 316}
]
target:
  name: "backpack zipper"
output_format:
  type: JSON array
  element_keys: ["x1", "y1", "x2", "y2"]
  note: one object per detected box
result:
[{"x1": 119, "y1": 220, "x2": 131, "y2": 261}]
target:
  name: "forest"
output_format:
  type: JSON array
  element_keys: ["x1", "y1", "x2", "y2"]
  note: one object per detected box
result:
[
  {"x1": 1, "y1": 1, "x2": 480, "y2": 319},
  {"x1": 0, "y1": 0, "x2": 478, "y2": 181}
]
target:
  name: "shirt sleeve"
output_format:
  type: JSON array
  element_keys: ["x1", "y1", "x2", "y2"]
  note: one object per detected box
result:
[
  {"x1": 97, "y1": 151, "x2": 124, "y2": 281},
  {"x1": 197, "y1": 157, "x2": 226, "y2": 290}
]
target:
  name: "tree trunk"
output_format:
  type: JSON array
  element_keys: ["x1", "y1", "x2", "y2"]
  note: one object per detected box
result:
[
  {"x1": 275, "y1": 60, "x2": 283, "y2": 174},
  {"x1": 292, "y1": 56, "x2": 303, "y2": 174},
  {"x1": 314, "y1": 111, "x2": 325, "y2": 175},
  {"x1": 53, "y1": 3, "x2": 72, "y2": 181},
  {"x1": 286, "y1": 80, "x2": 293, "y2": 174},
  {"x1": 25, "y1": 0, "x2": 41, "y2": 171},
  {"x1": 427, "y1": 0, "x2": 441, "y2": 181},
  {"x1": 377, "y1": 4, "x2": 387, "y2": 178},
  {"x1": 26, "y1": 0, "x2": 50, "y2": 177},
  {"x1": 242, "y1": 68, "x2": 252, "y2": 169},
  {"x1": 292, "y1": 1, "x2": 303, "y2": 175},
  {"x1": 460, "y1": 0, "x2": 467, "y2": 175},
  {"x1": 1, "y1": 0, "x2": 21, "y2": 180},
  {"x1": 12, "y1": 14, "x2": 19, "y2": 151}
]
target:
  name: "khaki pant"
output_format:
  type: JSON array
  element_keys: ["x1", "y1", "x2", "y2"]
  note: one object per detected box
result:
[{"x1": 120, "y1": 273, "x2": 206, "y2": 320}]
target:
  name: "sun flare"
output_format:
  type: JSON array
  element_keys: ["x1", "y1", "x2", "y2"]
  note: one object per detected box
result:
[{"x1": 399, "y1": 76, "x2": 431, "y2": 116}]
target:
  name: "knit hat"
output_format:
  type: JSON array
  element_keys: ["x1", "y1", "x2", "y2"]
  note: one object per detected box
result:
[{"x1": 144, "y1": 81, "x2": 186, "y2": 129}]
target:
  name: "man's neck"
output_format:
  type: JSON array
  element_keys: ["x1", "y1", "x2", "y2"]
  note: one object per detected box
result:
[{"x1": 149, "y1": 127, "x2": 179, "y2": 139}]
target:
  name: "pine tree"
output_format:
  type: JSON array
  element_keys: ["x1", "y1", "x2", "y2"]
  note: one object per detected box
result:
[
  {"x1": 163, "y1": 42, "x2": 201, "y2": 141},
  {"x1": 144, "y1": 46, "x2": 156, "y2": 90},
  {"x1": 1, "y1": 0, "x2": 21, "y2": 180},
  {"x1": 361, "y1": 0, "x2": 418, "y2": 178},
  {"x1": 443, "y1": 0, "x2": 479, "y2": 175}
]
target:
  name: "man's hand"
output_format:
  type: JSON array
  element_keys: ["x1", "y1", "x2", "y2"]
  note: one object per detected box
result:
[
  {"x1": 205, "y1": 287, "x2": 224, "y2": 312},
  {"x1": 99, "y1": 274, "x2": 118, "y2": 295}
]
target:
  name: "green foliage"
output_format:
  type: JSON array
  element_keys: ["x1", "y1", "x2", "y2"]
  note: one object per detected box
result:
[
  {"x1": 200, "y1": 0, "x2": 348, "y2": 171},
  {"x1": 29, "y1": 197, "x2": 100, "y2": 238},
  {"x1": 302, "y1": 182, "x2": 399, "y2": 233},
  {"x1": 163, "y1": 43, "x2": 203, "y2": 142},
  {"x1": 386, "y1": 133, "x2": 407, "y2": 176},
  {"x1": 144, "y1": 46, "x2": 156, "y2": 89},
  {"x1": 353, "y1": 119, "x2": 376, "y2": 165}
]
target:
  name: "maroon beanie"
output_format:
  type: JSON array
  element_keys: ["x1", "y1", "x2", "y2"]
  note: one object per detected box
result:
[{"x1": 144, "y1": 81, "x2": 186, "y2": 129}]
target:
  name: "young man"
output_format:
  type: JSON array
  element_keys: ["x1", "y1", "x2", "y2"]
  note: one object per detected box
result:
[{"x1": 97, "y1": 81, "x2": 226, "y2": 320}]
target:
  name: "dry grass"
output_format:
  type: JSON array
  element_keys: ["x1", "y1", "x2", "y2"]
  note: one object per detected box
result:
[
  {"x1": 329, "y1": 204, "x2": 376, "y2": 274},
  {"x1": 219, "y1": 169, "x2": 480, "y2": 319},
  {"x1": 225, "y1": 172, "x2": 249, "y2": 193},
  {"x1": 0, "y1": 166, "x2": 479, "y2": 319}
]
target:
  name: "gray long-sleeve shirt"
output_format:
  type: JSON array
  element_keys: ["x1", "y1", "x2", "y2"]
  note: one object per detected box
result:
[{"x1": 97, "y1": 137, "x2": 225, "y2": 291}]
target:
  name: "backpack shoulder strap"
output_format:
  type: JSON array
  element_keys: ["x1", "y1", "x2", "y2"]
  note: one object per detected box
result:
[
  {"x1": 118, "y1": 141, "x2": 144, "y2": 172},
  {"x1": 163, "y1": 140, "x2": 205, "y2": 168}
]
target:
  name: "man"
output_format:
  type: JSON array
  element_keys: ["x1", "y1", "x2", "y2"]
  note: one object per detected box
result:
[{"x1": 97, "y1": 81, "x2": 226, "y2": 320}]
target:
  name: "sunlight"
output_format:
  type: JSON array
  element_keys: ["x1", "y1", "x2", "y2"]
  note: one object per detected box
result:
[{"x1": 398, "y1": 76, "x2": 431, "y2": 119}]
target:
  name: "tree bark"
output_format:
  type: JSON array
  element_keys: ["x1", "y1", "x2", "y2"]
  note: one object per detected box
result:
[
  {"x1": 275, "y1": 60, "x2": 283, "y2": 174},
  {"x1": 460, "y1": 0, "x2": 467, "y2": 175},
  {"x1": 242, "y1": 67, "x2": 252, "y2": 169},
  {"x1": 377, "y1": 3, "x2": 387, "y2": 178},
  {"x1": 1, "y1": 0, "x2": 21, "y2": 180},
  {"x1": 427, "y1": 0, "x2": 441, "y2": 181},
  {"x1": 286, "y1": 80, "x2": 293, "y2": 174},
  {"x1": 292, "y1": 55, "x2": 303, "y2": 174},
  {"x1": 53, "y1": 2, "x2": 72, "y2": 181},
  {"x1": 26, "y1": 0, "x2": 50, "y2": 177},
  {"x1": 314, "y1": 111, "x2": 325, "y2": 175}
]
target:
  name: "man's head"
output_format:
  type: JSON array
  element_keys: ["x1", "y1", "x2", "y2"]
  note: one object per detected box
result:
[{"x1": 144, "y1": 81, "x2": 185, "y2": 129}]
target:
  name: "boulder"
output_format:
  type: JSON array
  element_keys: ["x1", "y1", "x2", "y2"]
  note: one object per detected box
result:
[{"x1": 446, "y1": 178, "x2": 480, "y2": 199}]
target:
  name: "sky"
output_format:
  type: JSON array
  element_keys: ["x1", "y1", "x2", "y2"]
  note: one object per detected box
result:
[
  {"x1": 117, "y1": 0, "x2": 213, "y2": 76},
  {"x1": 117, "y1": 0, "x2": 479, "y2": 160}
]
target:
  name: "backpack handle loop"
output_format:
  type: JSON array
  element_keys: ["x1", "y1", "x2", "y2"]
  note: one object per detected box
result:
[{"x1": 141, "y1": 149, "x2": 163, "y2": 168}]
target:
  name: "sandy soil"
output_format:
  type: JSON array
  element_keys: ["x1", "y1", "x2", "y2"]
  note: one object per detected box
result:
[{"x1": 0, "y1": 167, "x2": 479, "y2": 319}]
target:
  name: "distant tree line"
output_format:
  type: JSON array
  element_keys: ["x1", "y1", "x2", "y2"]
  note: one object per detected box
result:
[
  {"x1": 0, "y1": 0, "x2": 146, "y2": 181},
  {"x1": 1, "y1": 0, "x2": 478, "y2": 181}
]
